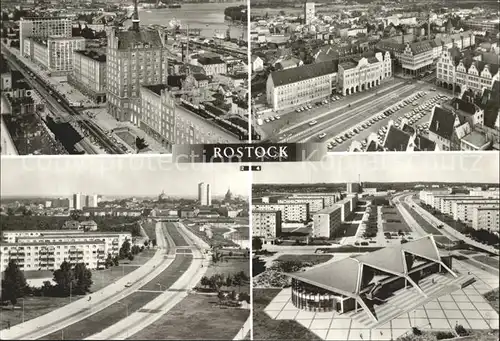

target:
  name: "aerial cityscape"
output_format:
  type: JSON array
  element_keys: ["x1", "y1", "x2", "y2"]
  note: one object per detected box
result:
[
  {"x1": 250, "y1": 0, "x2": 499, "y2": 152},
  {"x1": 0, "y1": 157, "x2": 251, "y2": 340},
  {"x1": 252, "y1": 153, "x2": 499, "y2": 341},
  {"x1": 1, "y1": 0, "x2": 250, "y2": 156}
]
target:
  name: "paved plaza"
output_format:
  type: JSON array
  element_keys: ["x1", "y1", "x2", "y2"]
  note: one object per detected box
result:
[{"x1": 263, "y1": 260, "x2": 499, "y2": 341}]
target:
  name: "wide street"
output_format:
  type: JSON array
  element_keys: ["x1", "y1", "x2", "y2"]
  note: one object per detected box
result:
[
  {"x1": 0, "y1": 221, "x2": 209, "y2": 340},
  {"x1": 258, "y1": 75, "x2": 448, "y2": 149}
]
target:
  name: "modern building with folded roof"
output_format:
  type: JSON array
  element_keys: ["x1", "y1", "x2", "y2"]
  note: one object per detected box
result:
[
  {"x1": 285, "y1": 235, "x2": 474, "y2": 326},
  {"x1": 266, "y1": 60, "x2": 338, "y2": 111}
]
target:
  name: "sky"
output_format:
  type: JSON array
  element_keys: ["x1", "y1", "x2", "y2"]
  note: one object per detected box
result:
[
  {"x1": 253, "y1": 153, "x2": 499, "y2": 184},
  {"x1": 0, "y1": 156, "x2": 250, "y2": 198}
]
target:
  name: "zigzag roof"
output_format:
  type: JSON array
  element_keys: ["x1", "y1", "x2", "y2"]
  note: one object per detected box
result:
[{"x1": 287, "y1": 235, "x2": 442, "y2": 296}]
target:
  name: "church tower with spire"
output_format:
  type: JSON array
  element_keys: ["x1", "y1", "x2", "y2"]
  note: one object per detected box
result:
[{"x1": 224, "y1": 188, "x2": 233, "y2": 202}]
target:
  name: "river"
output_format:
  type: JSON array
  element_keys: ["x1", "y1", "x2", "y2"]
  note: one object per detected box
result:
[{"x1": 134, "y1": 2, "x2": 246, "y2": 39}]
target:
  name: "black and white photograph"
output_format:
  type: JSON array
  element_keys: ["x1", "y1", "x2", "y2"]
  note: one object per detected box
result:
[
  {"x1": 0, "y1": 156, "x2": 251, "y2": 340},
  {"x1": 250, "y1": 0, "x2": 499, "y2": 152},
  {"x1": 252, "y1": 152, "x2": 499, "y2": 341},
  {"x1": 0, "y1": 0, "x2": 250, "y2": 156}
]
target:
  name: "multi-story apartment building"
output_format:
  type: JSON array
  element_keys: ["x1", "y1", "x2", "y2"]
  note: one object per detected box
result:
[
  {"x1": 338, "y1": 52, "x2": 392, "y2": 96},
  {"x1": 25, "y1": 36, "x2": 86, "y2": 75},
  {"x1": 312, "y1": 205, "x2": 342, "y2": 238},
  {"x1": 472, "y1": 206, "x2": 499, "y2": 231},
  {"x1": 14, "y1": 231, "x2": 131, "y2": 256},
  {"x1": 106, "y1": 10, "x2": 169, "y2": 122},
  {"x1": 197, "y1": 56, "x2": 227, "y2": 76},
  {"x1": 469, "y1": 189, "x2": 500, "y2": 198},
  {"x1": 252, "y1": 211, "x2": 282, "y2": 241},
  {"x1": 452, "y1": 200, "x2": 499, "y2": 224},
  {"x1": 419, "y1": 189, "x2": 450, "y2": 206},
  {"x1": 291, "y1": 192, "x2": 341, "y2": 207},
  {"x1": 266, "y1": 60, "x2": 337, "y2": 111},
  {"x1": 252, "y1": 203, "x2": 309, "y2": 222},
  {"x1": 437, "y1": 196, "x2": 483, "y2": 215},
  {"x1": 19, "y1": 17, "x2": 72, "y2": 57},
  {"x1": 69, "y1": 50, "x2": 107, "y2": 103},
  {"x1": 436, "y1": 48, "x2": 499, "y2": 95},
  {"x1": 277, "y1": 197, "x2": 325, "y2": 215},
  {"x1": 72, "y1": 193, "x2": 85, "y2": 210},
  {"x1": 0, "y1": 240, "x2": 106, "y2": 272},
  {"x1": 2, "y1": 230, "x2": 82, "y2": 244},
  {"x1": 85, "y1": 194, "x2": 99, "y2": 208},
  {"x1": 336, "y1": 197, "x2": 353, "y2": 221}
]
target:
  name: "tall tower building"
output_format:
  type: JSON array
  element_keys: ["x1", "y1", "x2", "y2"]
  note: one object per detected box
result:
[
  {"x1": 198, "y1": 182, "x2": 212, "y2": 206},
  {"x1": 72, "y1": 193, "x2": 84, "y2": 210},
  {"x1": 86, "y1": 194, "x2": 99, "y2": 208},
  {"x1": 304, "y1": 1, "x2": 316, "y2": 25},
  {"x1": 106, "y1": 0, "x2": 169, "y2": 123}
]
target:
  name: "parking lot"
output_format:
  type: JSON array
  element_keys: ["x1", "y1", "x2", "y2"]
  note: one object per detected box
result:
[{"x1": 327, "y1": 90, "x2": 453, "y2": 151}]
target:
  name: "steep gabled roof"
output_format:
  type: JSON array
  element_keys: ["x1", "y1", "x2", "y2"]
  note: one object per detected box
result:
[
  {"x1": 270, "y1": 60, "x2": 338, "y2": 87},
  {"x1": 383, "y1": 125, "x2": 411, "y2": 151},
  {"x1": 429, "y1": 107, "x2": 456, "y2": 140}
]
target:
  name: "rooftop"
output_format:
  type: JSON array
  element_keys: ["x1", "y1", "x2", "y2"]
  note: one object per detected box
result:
[
  {"x1": 142, "y1": 84, "x2": 170, "y2": 96},
  {"x1": 74, "y1": 50, "x2": 106, "y2": 62},
  {"x1": 315, "y1": 205, "x2": 342, "y2": 215},
  {"x1": 461, "y1": 131, "x2": 490, "y2": 149},
  {"x1": 270, "y1": 60, "x2": 338, "y2": 87},
  {"x1": 115, "y1": 29, "x2": 163, "y2": 50},
  {"x1": 287, "y1": 235, "x2": 442, "y2": 297}
]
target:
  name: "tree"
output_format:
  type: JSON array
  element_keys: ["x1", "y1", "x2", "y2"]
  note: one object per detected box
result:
[
  {"x1": 401, "y1": 238, "x2": 408, "y2": 244},
  {"x1": 209, "y1": 274, "x2": 225, "y2": 292},
  {"x1": 200, "y1": 276, "x2": 210, "y2": 289},
  {"x1": 112, "y1": 256, "x2": 119, "y2": 266},
  {"x1": 127, "y1": 253, "x2": 134, "y2": 261},
  {"x1": 225, "y1": 274, "x2": 233, "y2": 288},
  {"x1": 151, "y1": 239, "x2": 157, "y2": 247},
  {"x1": 70, "y1": 210, "x2": 82, "y2": 221},
  {"x1": 105, "y1": 253, "x2": 113, "y2": 268},
  {"x1": 232, "y1": 272, "x2": 243, "y2": 292},
  {"x1": 119, "y1": 239, "x2": 131, "y2": 259},
  {"x1": 135, "y1": 137, "x2": 149, "y2": 153},
  {"x1": 73, "y1": 263, "x2": 93, "y2": 294},
  {"x1": 53, "y1": 261, "x2": 76, "y2": 296},
  {"x1": 252, "y1": 237, "x2": 263, "y2": 251},
  {"x1": 1, "y1": 260, "x2": 28, "y2": 308}
]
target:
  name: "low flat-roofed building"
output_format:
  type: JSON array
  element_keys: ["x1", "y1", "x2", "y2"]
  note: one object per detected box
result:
[{"x1": 313, "y1": 205, "x2": 342, "y2": 238}]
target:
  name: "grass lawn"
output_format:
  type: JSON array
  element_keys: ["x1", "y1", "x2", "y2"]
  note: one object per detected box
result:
[
  {"x1": 275, "y1": 254, "x2": 333, "y2": 264},
  {"x1": 253, "y1": 288, "x2": 322, "y2": 340},
  {"x1": 351, "y1": 212, "x2": 364, "y2": 221},
  {"x1": 40, "y1": 291, "x2": 161, "y2": 340},
  {"x1": 472, "y1": 255, "x2": 499, "y2": 269},
  {"x1": 142, "y1": 221, "x2": 157, "y2": 240},
  {"x1": 128, "y1": 293, "x2": 249, "y2": 340},
  {"x1": 336, "y1": 223, "x2": 359, "y2": 237},
  {"x1": 383, "y1": 222, "x2": 410, "y2": 233},
  {"x1": 433, "y1": 235, "x2": 454, "y2": 245},
  {"x1": 164, "y1": 223, "x2": 189, "y2": 247},
  {"x1": 202, "y1": 259, "x2": 250, "y2": 292},
  {"x1": 0, "y1": 249, "x2": 154, "y2": 330},
  {"x1": 484, "y1": 288, "x2": 499, "y2": 313}
]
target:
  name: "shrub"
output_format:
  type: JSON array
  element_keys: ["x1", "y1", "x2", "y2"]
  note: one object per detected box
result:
[
  {"x1": 455, "y1": 324, "x2": 469, "y2": 337},
  {"x1": 435, "y1": 331, "x2": 455, "y2": 340},
  {"x1": 412, "y1": 327, "x2": 422, "y2": 336}
]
